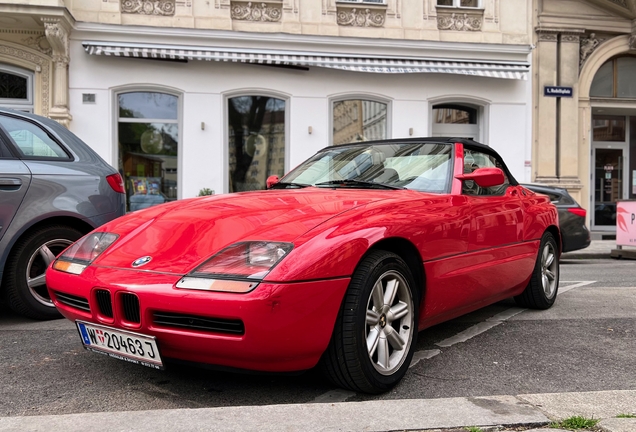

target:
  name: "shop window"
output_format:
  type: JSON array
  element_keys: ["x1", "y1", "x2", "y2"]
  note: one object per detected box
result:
[
  {"x1": 590, "y1": 55, "x2": 636, "y2": 98},
  {"x1": 593, "y1": 115, "x2": 625, "y2": 142},
  {"x1": 332, "y1": 99, "x2": 388, "y2": 145},
  {"x1": 228, "y1": 96, "x2": 286, "y2": 192},
  {"x1": 117, "y1": 91, "x2": 179, "y2": 211},
  {"x1": 0, "y1": 64, "x2": 33, "y2": 112}
]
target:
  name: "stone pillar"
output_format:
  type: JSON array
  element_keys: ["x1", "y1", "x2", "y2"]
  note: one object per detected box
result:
[
  {"x1": 42, "y1": 17, "x2": 72, "y2": 128},
  {"x1": 535, "y1": 29, "x2": 558, "y2": 183},
  {"x1": 558, "y1": 31, "x2": 583, "y2": 193}
]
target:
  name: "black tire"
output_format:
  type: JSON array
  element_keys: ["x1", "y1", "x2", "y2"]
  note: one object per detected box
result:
[
  {"x1": 514, "y1": 232, "x2": 560, "y2": 310},
  {"x1": 4, "y1": 225, "x2": 83, "y2": 320},
  {"x1": 322, "y1": 250, "x2": 419, "y2": 394}
]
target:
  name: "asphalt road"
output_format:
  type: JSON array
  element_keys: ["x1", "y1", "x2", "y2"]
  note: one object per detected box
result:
[{"x1": 1, "y1": 258, "x2": 635, "y2": 417}]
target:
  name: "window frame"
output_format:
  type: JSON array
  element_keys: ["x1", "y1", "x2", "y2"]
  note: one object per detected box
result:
[
  {"x1": 113, "y1": 87, "x2": 182, "y2": 205},
  {"x1": 0, "y1": 64, "x2": 34, "y2": 112},
  {"x1": 336, "y1": 0, "x2": 387, "y2": 4},
  {"x1": 223, "y1": 91, "x2": 290, "y2": 194},
  {"x1": 330, "y1": 95, "x2": 392, "y2": 146},
  {"x1": 436, "y1": 0, "x2": 482, "y2": 8},
  {"x1": 590, "y1": 55, "x2": 636, "y2": 99}
]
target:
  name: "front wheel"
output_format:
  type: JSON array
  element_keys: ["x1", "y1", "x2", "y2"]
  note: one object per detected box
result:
[
  {"x1": 514, "y1": 232, "x2": 560, "y2": 310},
  {"x1": 322, "y1": 250, "x2": 419, "y2": 394},
  {"x1": 4, "y1": 225, "x2": 83, "y2": 320}
]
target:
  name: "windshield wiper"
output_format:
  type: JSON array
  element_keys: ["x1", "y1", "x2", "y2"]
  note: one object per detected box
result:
[
  {"x1": 314, "y1": 179, "x2": 404, "y2": 190},
  {"x1": 269, "y1": 182, "x2": 312, "y2": 189}
]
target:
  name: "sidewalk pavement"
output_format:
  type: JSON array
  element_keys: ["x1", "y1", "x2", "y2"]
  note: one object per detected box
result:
[
  {"x1": 561, "y1": 240, "x2": 623, "y2": 260},
  {"x1": 0, "y1": 390, "x2": 634, "y2": 432}
]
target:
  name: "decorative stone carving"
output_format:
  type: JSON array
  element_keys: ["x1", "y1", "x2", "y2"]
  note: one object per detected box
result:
[
  {"x1": 42, "y1": 19, "x2": 69, "y2": 65},
  {"x1": 337, "y1": 7, "x2": 385, "y2": 27},
  {"x1": 561, "y1": 34, "x2": 580, "y2": 43},
  {"x1": 579, "y1": 33, "x2": 606, "y2": 68},
  {"x1": 0, "y1": 44, "x2": 50, "y2": 118},
  {"x1": 537, "y1": 31, "x2": 558, "y2": 42},
  {"x1": 121, "y1": 0, "x2": 176, "y2": 15},
  {"x1": 230, "y1": 2, "x2": 282, "y2": 21},
  {"x1": 437, "y1": 12, "x2": 482, "y2": 31},
  {"x1": 42, "y1": 18, "x2": 72, "y2": 128},
  {"x1": 21, "y1": 34, "x2": 52, "y2": 56},
  {"x1": 630, "y1": 20, "x2": 636, "y2": 50},
  {"x1": 609, "y1": 0, "x2": 627, "y2": 7}
]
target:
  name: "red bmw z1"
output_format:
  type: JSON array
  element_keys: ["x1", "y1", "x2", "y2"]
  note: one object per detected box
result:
[{"x1": 46, "y1": 138, "x2": 560, "y2": 394}]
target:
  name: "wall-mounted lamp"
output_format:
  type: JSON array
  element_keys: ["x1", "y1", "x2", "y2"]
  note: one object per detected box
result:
[
  {"x1": 308, "y1": 126, "x2": 313, "y2": 134},
  {"x1": 409, "y1": 127, "x2": 414, "y2": 136},
  {"x1": 201, "y1": 122, "x2": 205, "y2": 130}
]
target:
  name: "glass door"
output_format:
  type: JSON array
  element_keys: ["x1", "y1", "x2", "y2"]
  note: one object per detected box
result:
[{"x1": 593, "y1": 148, "x2": 626, "y2": 229}]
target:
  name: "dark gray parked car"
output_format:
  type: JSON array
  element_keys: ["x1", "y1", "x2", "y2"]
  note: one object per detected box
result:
[
  {"x1": 522, "y1": 183, "x2": 591, "y2": 253},
  {"x1": 0, "y1": 108, "x2": 125, "y2": 319}
]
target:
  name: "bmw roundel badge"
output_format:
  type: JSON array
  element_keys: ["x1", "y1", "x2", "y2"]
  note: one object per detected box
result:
[{"x1": 132, "y1": 256, "x2": 152, "y2": 268}]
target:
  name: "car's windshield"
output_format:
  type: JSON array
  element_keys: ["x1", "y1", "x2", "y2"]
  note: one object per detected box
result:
[{"x1": 281, "y1": 142, "x2": 453, "y2": 193}]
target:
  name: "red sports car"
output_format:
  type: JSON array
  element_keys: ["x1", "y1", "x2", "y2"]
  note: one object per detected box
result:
[{"x1": 46, "y1": 138, "x2": 560, "y2": 394}]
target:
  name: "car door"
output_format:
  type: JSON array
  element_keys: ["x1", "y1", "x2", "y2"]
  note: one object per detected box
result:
[
  {"x1": 0, "y1": 139, "x2": 31, "y2": 243},
  {"x1": 462, "y1": 148, "x2": 530, "y2": 299}
]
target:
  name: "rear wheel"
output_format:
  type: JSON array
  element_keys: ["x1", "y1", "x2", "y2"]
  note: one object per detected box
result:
[
  {"x1": 322, "y1": 250, "x2": 419, "y2": 394},
  {"x1": 4, "y1": 225, "x2": 83, "y2": 320},
  {"x1": 514, "y1": 232, "x2": 559, "y2": 310}
]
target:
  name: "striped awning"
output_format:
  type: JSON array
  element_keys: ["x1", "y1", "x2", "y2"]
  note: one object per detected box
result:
[{"x1": 82, "y1": 41, "x2": 529, "y2": 80}]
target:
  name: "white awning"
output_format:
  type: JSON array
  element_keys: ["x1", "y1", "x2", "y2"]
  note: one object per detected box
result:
[{"x1": 82, "y1": 41, "x2": 529, "y2": 80}]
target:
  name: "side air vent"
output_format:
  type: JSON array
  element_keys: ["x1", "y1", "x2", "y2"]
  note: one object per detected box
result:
[
  {"x1": 95, "y1": 289, "x2": 113, "y2": 318},
  {"x1": 153, "y1": 312, "x2": 245, "y2": 335},
  {"x1": 121, "y1": 293, "x2": 140, "y2": 323},
  {"x1": 54, "y1": 291, "x2": 90, "y2": 312}
]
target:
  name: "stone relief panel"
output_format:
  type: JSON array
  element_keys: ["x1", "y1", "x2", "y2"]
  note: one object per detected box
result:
[
  {"x1": 230, "y1": 2, "x2": 282, "y2": 21},
  {"x1": 579, "y1": 33, "x2": 607, "y2": 69},
  {"x1": 21, "y1": 33, "x2": 52, "y2": 56},
  {"x1": 121, "y1": 0, "x2": 176, "y2": 15},
  {"x1": 437, "y1": 11, "x2": 482, "y2": 31},
  {"x1": 337, "y1": 7, "x2": 386, "y2": 27}
]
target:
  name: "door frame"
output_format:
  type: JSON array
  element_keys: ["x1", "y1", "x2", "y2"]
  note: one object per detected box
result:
[{"x1": 591, "y1": 139, "x2": 629, "y2": 231}]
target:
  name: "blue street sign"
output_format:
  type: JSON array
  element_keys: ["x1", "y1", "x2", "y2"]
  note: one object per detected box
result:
[{"x1": 544, "y1": 86, "x2": 573, "y2": 97}]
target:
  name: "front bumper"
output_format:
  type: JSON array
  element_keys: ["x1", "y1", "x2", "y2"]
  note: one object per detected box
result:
[{"x1": 47, "y1": 266, "x2": 349, "y2": 372}]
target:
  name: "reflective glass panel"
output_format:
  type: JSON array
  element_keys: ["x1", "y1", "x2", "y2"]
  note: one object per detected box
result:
[
  {"x1": 0, "y1": 115, "x2": 68, "y2": 158},
  {"x1": 617, "y1": 57, "x2": 636, "y2": 98},
  {"x1": 593, "y1": 115, "x2": 625, "y2": 142},
  {"x1": 590, "y1": 61, "x2": 613, "y2": 97},
  {"x1": 333, "y1": 100, "x2": 387, "y2": 145},
  {"x1": 119, "y1": 92, "x2": 178, "y2": 119},
  {"x1": 0, "y1": 72, "x2": 27, "y2": 100},
  {"x1": 228, "y1": 96, "x2": 286, "y2": 192},
  {"x1": 433, "y1": 106, "x2": 477, "y2": 124}
]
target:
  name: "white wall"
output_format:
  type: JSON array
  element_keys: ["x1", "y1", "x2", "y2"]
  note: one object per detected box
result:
[{"x1": 68, "y1": 40, "x2": 531, "y2": 197}]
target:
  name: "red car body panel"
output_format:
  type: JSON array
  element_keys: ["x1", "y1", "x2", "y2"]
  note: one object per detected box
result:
[{"x1": 46, "y1": 140, "x2": 559, "y2": 374}]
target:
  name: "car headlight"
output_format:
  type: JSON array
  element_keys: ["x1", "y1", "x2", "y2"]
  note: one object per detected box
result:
[
  {"x1": 52, "y1": 232, "x2": 119, "y2": 275},
  {"x1": 176, "y1": 241, "x2": 293, "y2": 293}
]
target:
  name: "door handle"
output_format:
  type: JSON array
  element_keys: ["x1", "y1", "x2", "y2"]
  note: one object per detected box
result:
[{"x1": 0, "y1": 178, "x2": 22, "y2": 191}]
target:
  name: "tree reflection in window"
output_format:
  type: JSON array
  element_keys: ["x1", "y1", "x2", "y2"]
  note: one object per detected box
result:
[
  {"x1": 117, "y1": 92, "x2": 179, "y2": 211},
  {"x1": 228, "y1": 96, "x2": 285, "y2": 192}
]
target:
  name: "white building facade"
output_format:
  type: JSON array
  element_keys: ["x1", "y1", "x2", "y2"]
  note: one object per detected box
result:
[{"x1": 1, "y1": 0, "x2": 533, "y2": 209}]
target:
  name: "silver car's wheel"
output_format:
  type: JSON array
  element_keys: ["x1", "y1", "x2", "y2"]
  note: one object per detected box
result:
[
  {"x1": 5, "y1": 225, "x2": 83, "y2": 320},
  {"x1": 365, "y1": 270, "x2": 413, "y2": 376},
  {"x1": 322, "y1": 250, "x2": 419, "y2": 394},
  {"x1": 514, "y1": 232, "x2": 560, "y2": 310},
  {"x1": 26, "y1": 239, "x2": 74, "y2": 307}
]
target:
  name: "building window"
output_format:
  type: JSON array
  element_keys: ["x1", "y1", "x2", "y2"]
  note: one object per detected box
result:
[
  {"x1": 228, "y1": 96, "x2": 286, "y2": 192},
  {"x1": 437, "y1": 0, "x2": 481, "y2": 7},
  {"x1": 337, "y1": 0, "x2": 386, "y2": 4},
  {"x1": 117, "y1": 91, "x2": 179, "y2": 211},
  {"x1": 0, "y1": 64, "x2": 33, "y2": 112},
  {"x1": 590, "y1": 56, "x2": 636, "y2": 98},
  {"x1": 333, "y1": 99, "x2": 388, "y2": 145},
  {"x1": 432, "y1": 103, "x2": 480, "y2": 140}
]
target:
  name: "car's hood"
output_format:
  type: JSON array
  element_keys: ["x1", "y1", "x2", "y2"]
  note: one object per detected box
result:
[{"x1": 94, "y1": 189, "x2": 398, "y2": 274}]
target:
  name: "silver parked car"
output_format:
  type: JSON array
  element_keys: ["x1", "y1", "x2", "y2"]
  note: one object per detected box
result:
[{"x1": 0, "y1": 108, "x2": 125, "y2": 319}]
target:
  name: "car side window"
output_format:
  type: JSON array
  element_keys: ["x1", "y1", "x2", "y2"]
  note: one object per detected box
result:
[
  {"x1": 0, "y1": 115, "x2": 70, "y2": 160},
  {"x1": 462, "y1": 148, "x2": 509, "y2": 196}
]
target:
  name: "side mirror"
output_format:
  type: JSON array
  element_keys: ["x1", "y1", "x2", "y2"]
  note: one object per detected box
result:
[
  {"x1": 456, "y1": 167, "x2": 505, "y2": 188},
  {"x1": 266, "y1": 175, "x2": 280, "y2": 189}
]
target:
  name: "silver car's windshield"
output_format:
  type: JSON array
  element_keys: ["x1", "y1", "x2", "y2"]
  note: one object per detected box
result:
[{"x1": 280, "y1": 142, "x2": 453, "y2": 193}]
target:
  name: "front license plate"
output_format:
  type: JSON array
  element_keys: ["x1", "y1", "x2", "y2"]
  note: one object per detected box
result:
[{"x1": 76, "y1": 321, "x2": 163, "y2": 369}]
